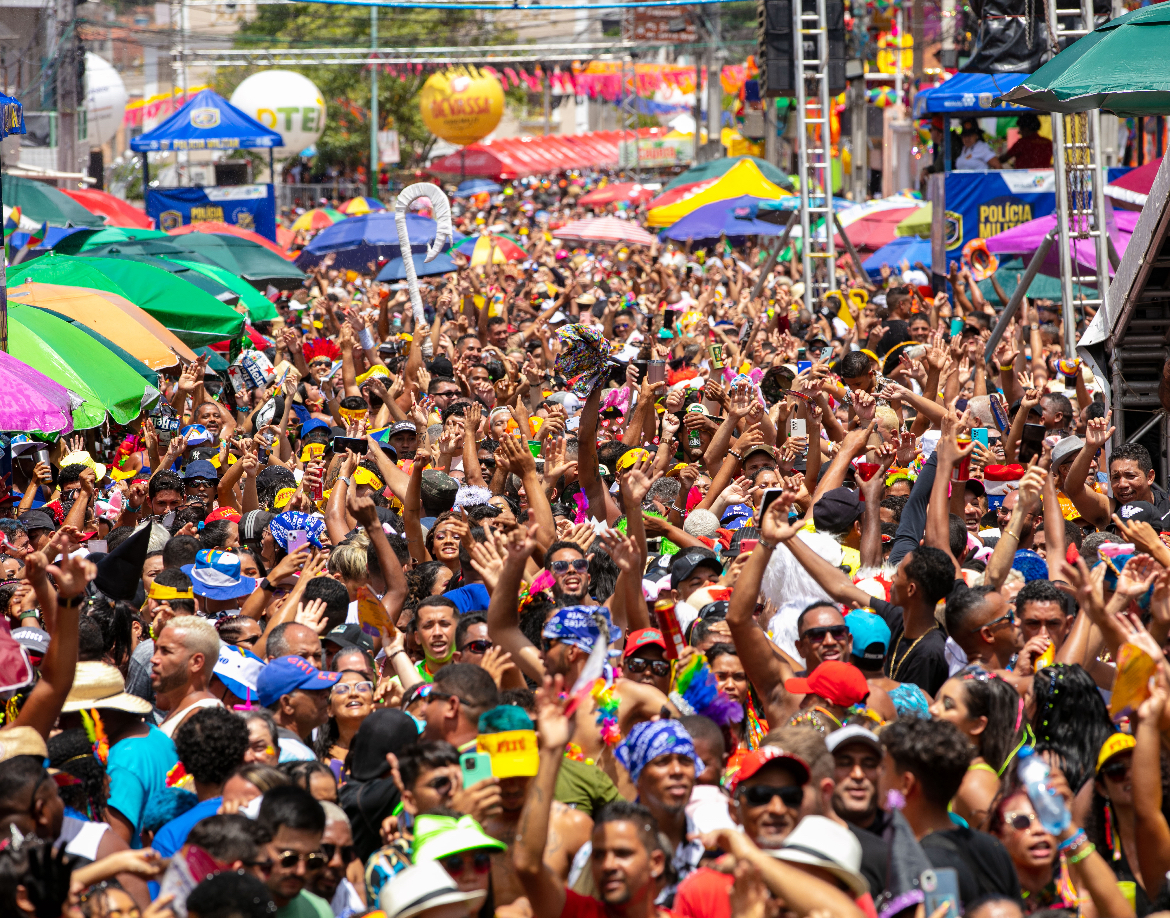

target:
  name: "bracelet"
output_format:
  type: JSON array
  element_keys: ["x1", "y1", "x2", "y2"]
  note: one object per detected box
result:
[
  {"x1": 728, "y1": 449, "x2": 743, "y2": 460},
  {"x1": 390, "y1": 649, "x2": 408, "y2": 659},
  {"x1": 1004, "y1": 529, "x2": 1022, "y2": 540},
  {"x1": 340, "y1": 476, "x2": 354, "y2": 489},
  {"x1": 671, "y1": 503, "x2": 688, "y2": 515},
  {"x1": 758, "y1": 537, "x2": 778, "y2": 551},
  {"x1": 259, "y1": 578, "x2": 274, "y2": 592},
  {"x1": 59, "y1": 595, "x2": 85, "y2": 609},
  {"x1": 1059, "y1": 829, "x2": 1087, "y2": 851},
  {"x1": 1067, "y1": 843, "x2": 1097, "y2": 865},
  {"x1": 999, "y1": 365, "x2": 1014, "y2": 372}
]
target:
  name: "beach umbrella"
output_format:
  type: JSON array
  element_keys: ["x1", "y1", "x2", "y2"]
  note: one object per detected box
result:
[
  {"x1": 976, "y1": 257, "x2": 1095, "y2": 302},
  {"x1": 451, "y1": 234, "x2": 527, "y2": 264},
  {"x1": 53, "y1": 226, "x2": 170, "y2": 254},
  {"x1": 165, "y1": 259, "x2": 279, "y2": 322},
  {"x1": 7, "y1": 281, "x2": 192, "y2": 370},
  {"x1": 895, "y1": 205, "x2": 933, "y2": 238},
  {"x1": 579, "y1": 183, "x2": 655, "y2": 207},
  {"x1": 376, "y1": 251, "x2": 458, "y2": 282},
  {"x1": 1001, "y1": 5, "x2": 1170, "y2": 116},
  {"x1": 553, "y1": 216, "x2": 656, "y2": 246},
  {"x1": 338, "y1": 196, "x2": 387, "y2": 215},
  {"x1": 161, "y1": 232, "x2": 306, "y2": 287},
  {"x1": 1105, "y1": 157, "x2": 1162, "y2": 207},
  {"x1": 661, "y1": 196, "x2": 790, "y2": 241},
  {"x1": 296, "y1": 212, "x2": 466, "y2": 271},
  {"x1": 455, "y1": 179, "x2": 502, "y2": 197},
  {"x1": 1, "y1": 175, "x2": 104, "y2": 227},
  {"x1": 290, "y1": 207, "x2": 346, "y2": 232},
  {"x1": 6, "y1": 226, "x2": 88, "y2": 252},
  {"x1": 167, "y1": 222, "x2": 294, "y2": 259},
  {"x1": 831, "y1": 201, "x2": 924, "y2": 250},
  {"x1": 862, "y1": 236, "x2": 935, "y2": 280},
  {"x1": 985, "y1": 209, "x2": 1138, "y2": 280},
  {"x1": 0, "y1": 351, "x2": 77, "y2": 435},
  {"x1": 59, "y1": 188, "x2": 153, "y2": 229},
  {"x1": 8, "y1": 303, "x2": 154, "y2": 428},
  {"x1": 8, "y1": 254, "x2": 245, "y2": 348}
]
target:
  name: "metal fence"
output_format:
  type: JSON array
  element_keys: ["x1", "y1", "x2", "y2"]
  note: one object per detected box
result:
[{"x1": 276, "y1": 182, "x2": 376, "y2": 211}]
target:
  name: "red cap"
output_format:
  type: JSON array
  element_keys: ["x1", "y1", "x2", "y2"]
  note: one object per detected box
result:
[
  {"x1": 784, "y1": 661, "x2": 870, "y2": 708},
  {"x1": 624, "y1": 628, "x2": 667, "y2": 658},
  {"x1": 206, "y1": 507, "x2": 243, "y2": 524},
  {"x1": 728, "y1": 746, "x2": 810, "y2": 794}
]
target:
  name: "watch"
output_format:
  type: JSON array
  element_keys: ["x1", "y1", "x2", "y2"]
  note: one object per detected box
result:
[{"x1": 259, "y1": 578, "x2": 274, "y2": 592}]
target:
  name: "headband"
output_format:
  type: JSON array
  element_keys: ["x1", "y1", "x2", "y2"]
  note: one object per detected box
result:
[{"x1": 149, "y1": 583, "x2": 195, "y2": 601}]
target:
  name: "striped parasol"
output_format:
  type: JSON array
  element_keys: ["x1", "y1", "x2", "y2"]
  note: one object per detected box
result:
[{"x1": 553, "y1": 216, "x2": 656, "y2": 246}]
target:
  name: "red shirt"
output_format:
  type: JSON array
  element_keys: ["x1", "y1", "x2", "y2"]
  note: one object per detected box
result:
[
  {"x1": 674, "y1": 866, "x2": 879, "y2": 918},
  {"x1": 1004, "y1": 134, "x2": 1052, "y2": 169},
  {"x1": 561, "y1": 889, "x2": 674, "y2": 918}
]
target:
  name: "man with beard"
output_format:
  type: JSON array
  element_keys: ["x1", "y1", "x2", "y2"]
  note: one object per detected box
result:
[
  {"x1": 545, "y1": 541, "x2": 597, "y2": 604},
  {"x1": 256, "y1": 785, "x2": 333, "y2": 918},
  {"x1": 152, "y1": 615, "x2": 223, "y2": 738},
  {"x1": 474, "y1": 705, "x2": 593, "y2": 904}
]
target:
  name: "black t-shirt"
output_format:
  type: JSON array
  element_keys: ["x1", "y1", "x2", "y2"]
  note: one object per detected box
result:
[
  {"x1": 920, "y1": 827, "x2": 1020, "y2": 907},
  {"x1": 871, "y1": 598, "x2": 950, "y2": 697},
  {"x1": 848, "y1": 821, "x2": 889, "y2": 898},
  {"x1": 340, "y1": 775, "x2": 401, "y2": 863}
]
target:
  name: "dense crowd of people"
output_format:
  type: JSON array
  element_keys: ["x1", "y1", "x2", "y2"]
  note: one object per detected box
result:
[{"x1": 1, "y1": 182, "x2": 1168, "y2": 918}]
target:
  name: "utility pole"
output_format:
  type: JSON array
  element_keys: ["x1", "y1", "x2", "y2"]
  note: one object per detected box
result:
[
  {"x1": 55, "y1": 0, "x2": 79, "y2": 187},
  {"x1": 171, "y1": 0, "x2": 186, "y2": 184},
  {"x1": 369, "y1": 6, "x2": 378, "y2": 197},
  {"x1": 706, "y1": 3, "x2": 722, "y2": 152}
]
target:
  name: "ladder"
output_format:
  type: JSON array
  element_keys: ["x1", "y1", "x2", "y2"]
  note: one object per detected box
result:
[
  {"x1": 794, "y1": 0, "x2": 837, "y2": 312},
  {"x1": 1046, "y1": 0, "x2": 1111, "y2": 354}
]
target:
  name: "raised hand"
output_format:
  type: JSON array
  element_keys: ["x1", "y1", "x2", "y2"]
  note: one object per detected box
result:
[
  {"x1": 295, "y1": 598, "x2": 329, "y2": 635},
  {"x1": 1085, "y1": 410, "x2": 1115, "y2": 451},
  {"x1": 597, "y1": 528, "x2": 642, "y2": 573},
  {"x1": 759, "y1": 487, "x2": 803, "y2": 544},
  {"x1": 467, "y1": 531, "x2": 507, "y2": 591}
]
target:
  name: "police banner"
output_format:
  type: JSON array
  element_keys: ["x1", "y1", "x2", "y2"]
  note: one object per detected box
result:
[
  {"x1": 942, "y1": 170, "x2": 1056, "y2": 263},
  {"x1": 146, "y1": 183, "x2": 276, "y2": 241}
]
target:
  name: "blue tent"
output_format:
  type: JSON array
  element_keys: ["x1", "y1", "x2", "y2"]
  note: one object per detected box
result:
[
  {"x1": 660, "y1": 195, "x2": 789, "y2": 241},
  {"x1": 912, "y1": 72, "x2": 1031, "y2": 118},
  {"x1": 862, "y1": 235, "x2": 933, "y2": 280},
  {"x1": 296, "y1": 212, "x2": 467, "y2": 271},
  {"x1": 130, "y1": 89, "x2": 282, "y2": 152},
  {"x1": 456, "y1": 179, "x2": 502, "y2": 197},
  {"x1": 376, "y1": 251, "x2": 457, "y2": 281}
]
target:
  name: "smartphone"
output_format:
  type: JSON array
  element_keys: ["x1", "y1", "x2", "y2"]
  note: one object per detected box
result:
[
  {"x1": 950, "y1": 317, "x2": 964, "y2": 337},
  {"x1": 971, "y1": 427, "x2": 989, "y2": 448},
  {"x1": 921, "y1": 868, "x2": 960, "y2": 918},
  {"x1": 820, "y1": 347, "x2": 834, "y2": 362},
  {"x1": 1018, "y1": 423, "x2": 1046, "y2": 464},
  {"x1": 790, "y1": 417, "x2": 808, "y2": 439},
  {"x1": 759, "y1": 487, "x2": 785, "y2": 520},
  {"x1": 333, "y1": 436, "x2": 368, "y2": 455},
  {"x1": 648, "y1": 360, "x2": 666, "y2": 385},
  {"x1": 738, "y1": 539, "x2": 759, "y2": 554},
  {"x1": 796, "y1": 360, "x2": 813, "y2": 375},
  {"x1": 460, "y1": 751, "x2": 494, "y2": 788},
  {"x1": 288, "y1": 530, "x2": 309, "y2": 554}
]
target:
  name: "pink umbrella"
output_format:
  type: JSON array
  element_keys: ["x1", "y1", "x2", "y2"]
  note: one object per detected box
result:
[
  {"x1": 1105, "y1": 157, "x2": 1162, "y2": 207},
  {"x1": 553, "y1": 216, "x2": 656, "y2": 246},
  {"x1": 986, "y1": 210, "x2": 1139, "y2": 281},
  {"x1": 579, "y1": 183, "x2": 655, "y2": 208},
  {"x1": 0, "y1": 351, "x2": 76, "y2": 434}
]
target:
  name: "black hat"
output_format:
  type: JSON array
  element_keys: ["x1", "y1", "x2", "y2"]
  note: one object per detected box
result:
[
  {"x1": 324, "y1": 623, "x2": 374, "y2": 654},
  {"x1": 813, "y1": 487, "x2": 865, "y2": 535},
  {"x1": 724, "y1": 527, "x2": 761, "y2": 558},
  {"x1": 1109, "y1": 501, "x2": 1166, "y2": 534},
  {"x1": 18, "y1": 509, "x2": 56, "y2": 534},
  {"x1": 670, "y1": 548, "x2": 723, "y2": 590},
  {"x1": 348, "y1": 709, "x2": 420, "y2": 781},
  {"x1": 95, "y1": 522, "x2": 152, "y2": 601}
]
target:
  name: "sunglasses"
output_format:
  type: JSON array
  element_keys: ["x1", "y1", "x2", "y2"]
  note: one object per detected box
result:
[
  {"x1": 440, "y1": 851, "x2": 493, "y2": 875},
  {"x1": 1005, "y1": 812, "x2": 1038, "y2": 831},
  {"x1": 320, "y1": 843, "x2": 356, "y2": 863},
  {"x1": 550, "y1": 558, "x2": 589, "y2": 574},
  {"x1": 983, "y1": 609, "x2": 1016, "y2": 630},
  {"x1": 274, "y1": 850, "x2": 326, "y2": 870},
  {"x1": 1101, "y1": 761, "x2": 1131, "y2": 781},
  {"x1": 460, "y1": 639, "x2": 492, "y2": 655},
  {"x1": 426, "y1": 774, "x2": 455, "y2": 795},
  {"x1": 541, "y1": 637, "x2": 560, "y2": 653},
  {"x1": 801, "y1": 625, "x2": 850, "y2": 644},
  {"x1": 625, "y1": 658, "x2": 671, "y2": 677},
  {"x1": 737, "y1": 785, "x2": 804, "y2": 809},
  {"x1": 332, "y1": 681, "x2": 374, "y2": 697}
]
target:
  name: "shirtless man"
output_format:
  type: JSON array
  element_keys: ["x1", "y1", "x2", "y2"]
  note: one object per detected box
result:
[{"x1": 483, "y1": 520, "x2": 678, "y2": 799}]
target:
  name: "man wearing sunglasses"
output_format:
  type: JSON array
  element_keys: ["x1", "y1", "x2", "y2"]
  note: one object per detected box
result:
[
  {"x1": 256, "y1": 784, "x2": 332, "y2": 917},
  {"x1": 307, "y1": 802, "x2": 363, "y2": 916},
  {"x1": 621, "y1": 629, "x2": 671, "y2": 695},
  {"x1": 454, "y1": 613, "x2": 493, "y2": 668},
  {"x1": 545, "y1": 541, "x2": 593, "y2": 604},
  {"x1": 944, "y1": 586, "x2": 1022, "y2": 675}
]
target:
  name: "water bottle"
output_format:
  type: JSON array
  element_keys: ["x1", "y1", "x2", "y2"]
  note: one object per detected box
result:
[{"x1": 1017, "y1": 746, "x2": 1070, "y2": 834}]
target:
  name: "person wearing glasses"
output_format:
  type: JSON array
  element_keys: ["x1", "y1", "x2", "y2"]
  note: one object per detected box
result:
[
  {"x1": 314, "y1": 670, "x2": 376, "y2": 781},
  {"x1": 943, "y1": 585, "x2": 1023, "y2": 676},
  {"x1": 308, "y1": 802, "x2": 364, "y2": 917},
  {"x1": 256, "y1": 784, "x2": 334, "y2": 918},
  {"x1": 621, "y1": 629, "x2": 671, "y2": 695}
]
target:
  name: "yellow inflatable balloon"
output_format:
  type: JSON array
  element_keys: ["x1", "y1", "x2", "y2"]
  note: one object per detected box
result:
[{"x1": 420, "y1": 67, "x2": 504, "y2": 146}]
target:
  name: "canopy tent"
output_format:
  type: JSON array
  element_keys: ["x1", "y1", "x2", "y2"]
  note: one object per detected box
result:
[
  {"x1": 661, "y1": 195, "x2": 790, "y2": 241},
  {"x1": 427, "y1": 130, "x2": 650, "y2": 180},
  {"x1": 912, "y1": 72, "x2": 1032, "y2": 117},
  {"x1": 296, "y1": 212, "x2": 466, "y2": 271},
  {"x1": 60, "y1": 188, "x2": 153, "y2": 229},
  {"x1": 647, "y1": 159, "x2": 790, "y2": 228},
  {"x1": 579, "y1": 183, "x2": 656, "y2": 208},
  {"x1": 455, "y1": 179, "x2": 502, "y2": 197},
  {"x1": 646, "y1": 178, "x2": 720, "y2": 214},
  {"x1": 662, "y1": 156, "x2": 795, "y2": 194},
  {"x1": 553, "y1": 216, "x2": 657, "y2": 246},
  {"x1": 1105, "y1": 157, "x2": 1161, "y2": 207},
  {"x1": 1, "y1": 175, "x2": 104, "y2": 227},
  {"x1": 986, "y1": 208, "x2": 1139, "y2": 280},
  {"x1": 130, "y1": 89, "x2": 282, "y2": 153}
]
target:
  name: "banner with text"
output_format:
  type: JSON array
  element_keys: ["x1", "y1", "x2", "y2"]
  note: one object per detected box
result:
[
  {"x1": 146, "y1": 183, "x2": 276, "y2": 241},
  {"x1": 942, "y1": 170, "x2": 1056, "y2": 262}
]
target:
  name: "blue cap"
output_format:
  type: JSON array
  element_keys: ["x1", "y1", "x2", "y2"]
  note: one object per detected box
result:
[
  {"x1": 183, "y1": 459, "x2": 218, "y2": 481},
  {"x1": 1012, "y1": 550, "x2": 1048, "y2": 583},
  {"x1": 256, "y1": 655, "x2": 341, "y2": 708},
  {"x1": 181, "y1": 549, "x2": 257, "y2": 600},
  {"x1": 845, "y1": 610, "x2": 891, "y2": 664},
  {"x1": 300, "y1": 418, "x2": 331, "y2": 438}
]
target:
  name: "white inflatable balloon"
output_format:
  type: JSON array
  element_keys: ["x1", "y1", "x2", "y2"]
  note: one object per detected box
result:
[
  {"x1": 230, "y1": 71, "x2": 326, "y2": 158},
  {"x1": 84, "y1": 53, "x2": 128, "y2": 147}
]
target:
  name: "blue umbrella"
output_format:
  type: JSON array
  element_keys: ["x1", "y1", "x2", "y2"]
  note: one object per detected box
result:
[
  {"x1": 295, "y1": 212, "x2": 466, "y2": 272},
  {"x1": 862, "y1": 235, "x2": 934, "y2": 281},
  {"x1": 660, "y1": 195, "x2": 788, "y2": 241},
  {"x1": 456, "y1": 179, "x2": 502, "y2": 197},
  {"x1": 376, "y1": 251, "x2": 458, "y2": 282}
]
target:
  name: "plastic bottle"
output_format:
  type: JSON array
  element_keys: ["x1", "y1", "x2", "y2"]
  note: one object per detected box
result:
[{"x1": 1017, "y1": 746, "x2": 1070, "y2": 834}]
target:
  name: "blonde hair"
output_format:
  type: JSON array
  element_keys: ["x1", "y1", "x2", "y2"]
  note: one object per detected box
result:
[
  {"x1": 328, "y1": 535, "x2": 369, "y2": 582},
  {"x1": 160, "y1": 614, "x2": 221, "y2": 663}
]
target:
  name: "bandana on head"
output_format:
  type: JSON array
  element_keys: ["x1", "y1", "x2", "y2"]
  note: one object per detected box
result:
[
  {"x1": 541, "y1": 605, "x2": 622, "y2": 654},
  {"x1": 269, "y1": 511, "x2": 326, "y2": 551},
  {"x1": 615, "y1": 719, "x2": 701, "y2": 784}
]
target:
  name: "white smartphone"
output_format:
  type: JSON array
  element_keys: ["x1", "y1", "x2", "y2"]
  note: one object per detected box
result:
[{"x1": 789, "y1": 417, "x2": 807, "y2": 438}]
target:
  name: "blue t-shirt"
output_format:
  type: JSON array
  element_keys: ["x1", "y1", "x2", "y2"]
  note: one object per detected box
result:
[
  {"x1": 444, "y1": 582, "x2": 490, "y2": 614},
  {"x1": 106, "y1": 725, "x2": 179, "y2": 848},
  {"x1": 151, "y1": 797, "x2": 222, "y2": 859}
]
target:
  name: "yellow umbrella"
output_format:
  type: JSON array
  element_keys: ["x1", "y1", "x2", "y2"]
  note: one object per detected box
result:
[
  {"x1": 646, "y1": 159, "x2": 790, "y2": 228},
  {"x1": 7, "y1": 281, "x2": 197, "y2": 369}
]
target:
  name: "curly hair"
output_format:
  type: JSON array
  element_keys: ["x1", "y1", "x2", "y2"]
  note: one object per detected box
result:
[
  {"x1": 1030, "y1": 663, "x2": 1115, "y2": 793},
  {"x1": 880, "y1": 716, "x2": 974, "y2": 808},
  {"x1": 173, "y1": 707, "x2": 250, "y2": 786},
  {"x1": 48, "y1": 728, "x2": 108, "y2": 820},
  {"x1": 407, "y1": 560, "x2": 453, "y2": 606}
]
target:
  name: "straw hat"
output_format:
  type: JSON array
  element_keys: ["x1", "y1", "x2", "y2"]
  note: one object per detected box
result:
[{"x1": 62, "y1": 662, "x2": 153, "y2": 715}]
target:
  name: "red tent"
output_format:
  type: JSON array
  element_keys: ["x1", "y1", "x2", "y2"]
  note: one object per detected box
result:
[
  {"x1": 60, "y1": 188, "x2": 153, "y2": 229},
  {"x1": 579, "y1": 183, "x2": 655, "y2": 207},
  {"x1": 427, "y1": 129, "x2": 655, "y2": 181},
  {"x1": 1106, "y1": 157, "x2": 1162, "y2": 207}
]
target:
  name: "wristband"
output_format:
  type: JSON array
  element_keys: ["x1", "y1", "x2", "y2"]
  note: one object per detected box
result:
[
  {"x1": 758, "y1": 537, "x2": 778, "y2": 551},
  {"x1": 1059, "y1": 829, "x2": 1087, "y2": 851},
  {"x1": 1067, "y1": 843, "x2": 1096, "y2": 864},
  {"x1": 358, "y1": 327, "x2": 376, "y2": 350},
  {"x1": 728, "y1": 449, "x2": 743, "y2": 460},
  {"x1": 999, "y1": 365, "x2": 1014, "y2": 372}
]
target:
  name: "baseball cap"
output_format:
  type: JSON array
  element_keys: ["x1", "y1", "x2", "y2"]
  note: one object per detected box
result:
[
  {"x1": 324, "y1": 623, "x2": 374, "y2": 654},
  {"x1": 206, "y1": 507, "x2": 242, "y2": 524},
  {"x1": 180, "y1": 424, "x2": 212, "y2": 447},
  {"x1": 964, "y1": 478, "x2": 987, "y2": 498},
  {"x1": 825, "y1": 723, "x2": 882, "y2": 755},
  {"x1": 19, "y1": 509, "x2": 57, "y2": 533},
  {"x1": 784, "y1": 660, "x2": 870, "y2": 708},
  {"x1": 670, "y1": 549, "x2": 723, "y2": 590},
  {"x1": 213, "y1": 644, "x2": 265, "y2": 702},
  {"x1": 1051, "y1": 436, "x2": 1085, "y2": 469},
  {"x1": 183, "y1": 459, "x2": 218, "y2": 482},
  {"x1": 727, "y1": 746, "x2": 810, "y2": 794},
  {"x1": 9, "y1": 436, "x2": 43, "y2": 458},
  {"x1": 477, "y1": 705, "x2": 539, "y2": 778},
  {"x1": 256, "y1": 655, "x2": 341, "y2": 708},
  {"x1": 1096, "y1": 733, "x2": 1136, "y2": 773},
  {"x1": 1110, "y1": 501, "x2": 1166, "y2": 533},
  {"x1": 742, "y1": 444, "x2": 777, "y2": 463},
  {"x1": 181, "y1": 550, "x2": 258, "y2": 600},
  {"x1": 388, "y1": 420, "x2": 417, "y2": 438},
  {"x1": 813, "y1": 488, "x2": 864, "y2": 534},
  {"x1": 624, "y1": 628, "x2": 667, "y2": 658},
  {"x1": 11, "y1": 627, "x2": 50, "y2": 659},
  {"x1": 844, "y1": 611, "x2": 890, "y2": 665}
]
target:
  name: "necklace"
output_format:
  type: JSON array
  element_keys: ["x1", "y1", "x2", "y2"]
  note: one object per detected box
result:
[{"x1": 889, "y1": 626, "x2": 937, "y2": 681}]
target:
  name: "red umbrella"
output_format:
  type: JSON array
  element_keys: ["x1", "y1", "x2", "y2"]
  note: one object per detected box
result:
[
  {"x1": 167, "y1": 221, "x2": 293, "y2": 260},
  {"x1": 579, "y1": 183, "x2": 655, "y2": 207},
  {"x1": 60, "y1": 188, "x2": 153, "y2": 229},
  {"x1": 832, "y1": 208, "x2": 921, "y2": 251},
  {"x1": 553, "y1": 216, "x2": 656, "y2": 246},
  {"x1": 1106, "y1": 156, "x2": 1162, "y2": 207},
  {"x1": 646, "y1": 178, "x2": 718, "y2": 212}
]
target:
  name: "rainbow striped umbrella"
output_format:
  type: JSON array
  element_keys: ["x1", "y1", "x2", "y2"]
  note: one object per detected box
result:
[
  {"x1": 452, "y1": 234, "x2": 527, "y2": 265},
  {"x1": 338, "y1": 196, "x2": 387, "y2": 215},
  {"x1": 290, "y1": 207, "x2": 346, "y2": 232}
]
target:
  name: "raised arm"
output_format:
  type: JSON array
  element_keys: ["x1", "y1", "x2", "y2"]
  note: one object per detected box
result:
[
  {"x1": 1062, "y1": 412, "x2": 1112, "y2": 528},
  {"x1": 480, "y1": 521, "x2": 546, "y2": 683}
]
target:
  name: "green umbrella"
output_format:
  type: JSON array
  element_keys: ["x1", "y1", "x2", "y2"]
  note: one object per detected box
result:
[
  {"x1": 663, "y1": 156, "x2": 795, "y2": 193},
  {"x1": 52, "y1": 227, "x2": 170, "y2": 254},
  {"x1": 1, "y1": 175, "x2": 105, "y2": 227},
  {"x1": 167, "y1": 233, "x2": 306, "y2": 287},
  {"x1": 9, "y1": 254, "x2": 245, "y2": 348},
  {"x1": 895, "y1": 204, "x2": 933, "y2": 237},
  {"x1": 9, "y1": 304, "x2": 152, "y2": 428},
  {"x1": 194, "y1": 346, "x2": 230, "y2": 373},
  {"x1": 1001, "y1": 4, "x2": 1170, "y2": 116},
  {"x1": 977, "y1": 257, "x2": 1094, "y2": 301},
  {"x1": 165, "y1": 258, "x2": 279, "y2": 323}
]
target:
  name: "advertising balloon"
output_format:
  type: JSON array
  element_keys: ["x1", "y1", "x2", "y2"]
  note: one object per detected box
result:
[
  {"x1": 230, "y1": 71, "x2": 326, "y2": 157},
  {"x1": 84, "y1": 53, "x2": 128, "y2": 147},
  {"x1": 419, "y1": 68, "x2": 504, "y2": 147}
]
